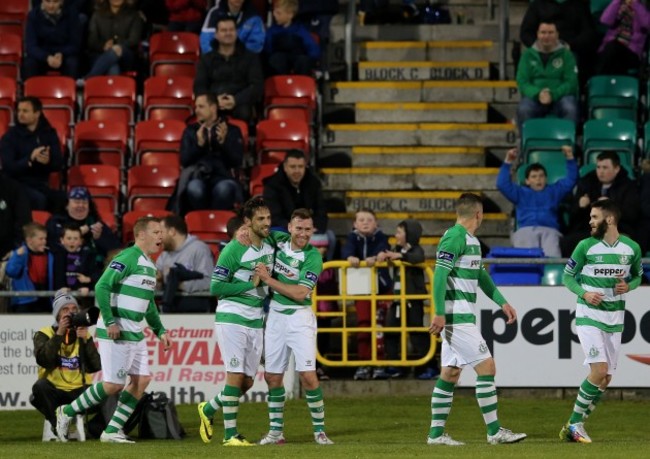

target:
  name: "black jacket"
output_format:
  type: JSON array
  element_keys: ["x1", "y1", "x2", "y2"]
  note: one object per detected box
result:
[
  {"x1": 391, "y1": 219, "x2": 426, "y2": 295},
  {"x1": 34, "y1": 327, "x2": 101, "y2": 374},
  {"x1": 50, "y1": 245, "x2": 101, "y2": 291},
  {"x1": 180, "y1": 121, "x2": 244, "y2": 176},
  {"x1": 0, "y1": 173, "x2": 31, "y2": 256},
  {"x1": 194, "y1": 41, "x2": 263, "y2": 108},
  {"x1": 262, "y1": 166, "x2": 328, "y2": 231}
]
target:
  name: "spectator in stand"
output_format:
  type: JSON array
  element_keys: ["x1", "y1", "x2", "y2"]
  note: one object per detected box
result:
[
  {"x1": 156, "y1": 214, "x2": 215, "y2": 312},
  {"x1": 199, "y1": 0, "x2": 265, "y2": 54},
  {"x1": 515, "y1": 21, "x2": 579, "y2": 134},
  {"x1": 262, "y1": 149, "x2": 335, "y2": 259},
  {"x1": 264, "y1": 0, "x2": 320, "y2": 76},
  {"x1": 297, "y1": 0, "x2": 338, "y2": 77},
  {"x1": 195, "y1": 15, "x2": 263, "y2": 122},
  {"x1": 595, "y1": 0, "x2": 650, "y2": 76},
  {"x1": 520, "y1": 0, "x2": 598, "y2": 85},
  {"x1": 50, "y1": 224, "x2": 100, "y2": 296},
  {"x1": 166, "y1": 0, "x2": 207, "y2": 34},
  {"x1": 5, "y1": 222, "x2": 52, "y2": 313},
  {"x1": 0, "y1": 172, "x2": 32, "y2": 257},
  {"x1": 46, "y1": 187, "x2": 121, "y2": 270},
  {"x1": 172, "y1": 93, "x2": 244, "y2": 213},
  {"x1": 561, "y1": 151, "x2": 641, "y2": 256},
  {"x1": 497, "y1": 146, "x2": 578, "y2": 257},
  {"x1": 83, "y1": 0, "x2": 144, "y2": 78},
  {"x1": 0, "y1": 97, "x2": 64, "y2": 211},
  {"x1": 24, "y1": 0, "x2": 83, "y2": 79}
]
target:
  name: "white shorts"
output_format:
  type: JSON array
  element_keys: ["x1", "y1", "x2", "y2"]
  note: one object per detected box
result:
[
  {"x1": 441, "y1": 324, "x2": 492, "y2": 368},
  {"x1": 264, "y1": 308, "x2": 317, "y2": 374},
  {"x1": 215, "y1": 323, "x2": 263, "y2": 377},
  {"x1": 98, "y1": 339, "x2": 150, "y2": 384},
  {"x1": 577, "y1": 325, "x2": 622, "y2": 374}
]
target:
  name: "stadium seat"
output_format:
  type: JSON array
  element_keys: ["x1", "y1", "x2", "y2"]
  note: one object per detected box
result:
[
  {"x1": 249, "y1": 164, "x2": 278, "y2": 196},
  {"x1": 264, "y1": 75, "x2": 317, "y2": 123},
  {"x1": 582, "y1": 119, "x2": 636, "y2": 171},
  {"x1": 541, "y1": 264, "x2": 565, "y2": 286},
  {"x1": 255, "y1": 119, "x2": 310, "y2": 164},
  {"x1": 31, "y1": 210, "x2": 52, "y2": 226},
  {"x1": 486, "y1": 247, "x2": 545, "y2": 285},
  {"x1": 521, "y1": 118, "x2": 575, "y2": 164},
  {"x1": 185, "y1": 210, "x2": 236, "y2": 244},
  {"x1": 587, "y1": 75, "x2": 638, "y2": 121},
  {"x1": 24, "y1": 76, "x2": 77, "y2": 137},
  {"x1": 0, "y1": 33, "x2": 22, "y2": 80},
  {"x1": 143, "y1": 76, "x2": 194, "y2": 121},
  {"x1": 227, "y1": 118, "x2": 249, "y2": 151},
  {"x1": 0, "y1": 0, "x2": 28, "y2": 40},
  {"x1": 73, "y1": 120, "x2": 129, "y2": 168},
  {"x1": 67, "y1": 165, "x2": 121, "y2": 215},
  {"x1": 0, "y1": 76, "x2": 15, "y2": 132},
  {"x1": 122, "y1": 209, "x2": 172, "y2": 243},
  {"x1": 127, "y1": 165, "x2": 179, "y2": 211},
  {"x1": 83, "y1": 76, "x2": 137, "y2": 125},
  {"x1": 134, "y1": 119, "x2": 185, "y2": 166},
  {"x1": 149, "y1": 32, "x2": 200, "y2": 78}
]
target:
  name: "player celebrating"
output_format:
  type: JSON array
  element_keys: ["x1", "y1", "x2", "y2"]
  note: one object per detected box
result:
[
  {"x1": 428, "y1": 193, "x2": 526, "y2": 446},
  {"x1": 254, "y1": 208, "x2": 333, "y2": 446},
  {"x1": 560, "y1": 199, "x2": 642, "y2": 443},
  {"x1": 198, "y1": 197, "x2": 275, "y2": 446},
  {"x1": 56, "y1": 216, "x2": 171, "y2": 443}
]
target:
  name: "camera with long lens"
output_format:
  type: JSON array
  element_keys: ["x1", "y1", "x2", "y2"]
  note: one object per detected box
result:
[{"x1": 68, "y1": 307, "x2": 100, "y2": 328}]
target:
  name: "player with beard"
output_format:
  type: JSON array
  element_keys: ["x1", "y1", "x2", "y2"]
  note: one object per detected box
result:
[
  {"x1": 198, "y1": 197, "x2": 276, "y2": 446},
  {"x1": 560, "y1": 199, "x2": 643, "y2": 443}
]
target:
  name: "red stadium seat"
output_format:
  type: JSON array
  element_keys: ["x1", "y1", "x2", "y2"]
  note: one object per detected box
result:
[
  {"x1": 122, "y1": 209, "x2": 172, "y2": 243},
  {"x1": 67, "y1": 165, "x2": 121, "y2": 214},
  {"x1": 24, "y1": 76, "x2": 76, "y2": 136},
  {"x1": 0, "y1": 76, "x2": 16, "y2": 125},
  {"x1": 127, "y1": 165, "x2": 179, "y2": 211},
  {"x1": 31, "y1": 210, "x2": 52, "y2": 226},
  {"x1": 227, "y1": 118, "x2": 249, "y2": 151},
  {"x1": 0, "y1": 0, "x2": 28, "y2": 39},
  {"x1": 263, "y1": 75, "x2": 317, "y2": 122},
  {"x1": 143, "y1": 76, "x2": 193, "y2": 121},
  {"x1": 134, "y1": 119, "x2": 185, "y2": 166},
  {"x1": 150, "y1": 32, "x2": 200, "y2": 78},
  {"x1": 0, "y1": 33, "x2": 22, "y2": 80},
  {"x1": 255, "y1": 119, "x2": 310, "y2": 164},
  {"x1": 73, "y1": 120, "x2": 129, "y2": 168},
  {"x1": 83, "y1": 76, "x2": 136, "y2": 125},
  {"x1": 249, "y1": 164, "x2": 278, "y2": 196},
  {"x1": 185, "y1": 210, "x2": 236, "y2": 244}
]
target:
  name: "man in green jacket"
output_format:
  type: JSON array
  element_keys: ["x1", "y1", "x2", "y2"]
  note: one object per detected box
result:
[{"x1": 516, "y1": 21, "x2": 579, "y2": 134}]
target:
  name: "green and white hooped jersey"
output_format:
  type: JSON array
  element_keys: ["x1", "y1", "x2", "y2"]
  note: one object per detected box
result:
[
  {"x1": 565, "y1": 236, "x2": 643, "y2": 333},
  {"x1": 95, "y1": 245, "x2": 160, "y2": 342},
  {"x1": 211, "y1": 239, "x2": 275, "y2": 328},
  {"x1": 435, "y1": 224, "x2": 483, "y2": 325},
  {"x1": 269, "y1": 239, "x2": 322, "y2": 314}
]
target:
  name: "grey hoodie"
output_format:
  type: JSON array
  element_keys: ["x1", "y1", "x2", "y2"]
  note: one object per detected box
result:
[{"x1": 156, "y1": 235, "x2": 214, "y2": 293}]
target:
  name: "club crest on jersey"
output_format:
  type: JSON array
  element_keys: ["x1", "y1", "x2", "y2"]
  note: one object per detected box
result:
[
  {"x1": 619, "y1": 255, "x2": 629, "y2": 264},
  {"x1": 109, "y1": 261, "x2": 126, "y2": 272},
  {"x1": 437, "y1": 251, "x2": 455, "y2": 262},
  {"x1": 305, "y1": 271, "x2": 318, "y2": 283},
  {"x1": 290, "y1": 258, "x2": 300, "y2": 268},
  {"x1": 213, "y1": 266, "x2": 230, "y2": 277}
]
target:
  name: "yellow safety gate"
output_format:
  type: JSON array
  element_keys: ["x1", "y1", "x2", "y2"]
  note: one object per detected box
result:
[{"x1": 312, "y1": 260, "x2": 437, "y2": 367}]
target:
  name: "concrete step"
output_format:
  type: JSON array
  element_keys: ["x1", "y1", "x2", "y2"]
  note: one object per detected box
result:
[
  {"x1": 324, "y1": 123, "x2": 517, "y2": 148},
  {"x1": 321, "y1": 167, "x2": 500, "y2": 191},
  {"x1": 355, "y1": 102, "x2": 488, "y2": 123},
  {"x1": 329, "y1": 211, "x2": 510, "y2": 237},
  {"x1": 326, "y1": 81, "x2": 518, "y2": 104},
  {"x1": 350, "y1": 146, "x2": 484, "y2": 167},
  {"x1": 359, "y1": 60, "x2": 490, "y2": 81},
  {"x1": 344, "y1": 190, "x2": 507, "y2": 212},
  {"x1": 360, "y1": 40, "x2": 509, "y2": 62}
]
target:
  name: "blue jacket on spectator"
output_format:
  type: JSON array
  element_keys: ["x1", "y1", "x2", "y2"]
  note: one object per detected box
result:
[
  {"x1": 497, "y1": 159, "x2": 578, "y2": 230},
  {"x1": 264, "y1": 22, "x2": 321, "y2": 61},
  {"x1": 5, "y1": 244, "x2": 54, "y2": 306},
  {"x1": 200, "y1": 2, "x2": 265, "y2": 54},
  {"x1": 25, "y1": 5, "x2": 82, "y2": 62},
  {"x1": 341, "y1": 228, "x2": 392, "y2": 292}
]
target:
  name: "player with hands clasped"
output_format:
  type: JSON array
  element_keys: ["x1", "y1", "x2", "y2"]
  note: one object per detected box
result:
[
  {"x1": 559, "y1": 199, "x2": 643, "y2": 443},
  {"x1": 427, "y1": 193, "x2": 527, "y2": 446}
]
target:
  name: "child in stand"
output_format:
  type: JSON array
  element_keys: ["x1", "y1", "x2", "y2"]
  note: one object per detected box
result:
[
  {"x1": 6, "y1": 222, "x2": 52, "y2": 313},
  {"x1": 378, "y1": 219, "x2": 440, "y2": 380},
  {"x1": 341, "y1": 208, "x2": 391, "y2": 380}
]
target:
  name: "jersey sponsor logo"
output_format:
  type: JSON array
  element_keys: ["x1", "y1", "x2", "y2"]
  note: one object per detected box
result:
[
  {"x1": 109, "y1": 261, "x2": 126, "y2": 272},
  {"x1": 305, "y1": 271, "x2": 318, "y2": 283},
  {"x1": 274, "y1": 261, "x2": 296, "y2": 278},
  {"x1": 593, "y1": 268, "x2": 626, "y2": 276},
  {"x1": 437, "y1": 251, "x2": 455, "y2": 262},
  {"x1": 141, "y1": 278, "x2": 156, "y2": 287},
  {"x1": 567, "y1": 258, "x2": 577, "y2": 269},
  {"x1": 213, "y1": 266, "x2": 230, "y2": 278},
  {"x1": 470, "y1": 260, "x2": 481, "y2": 268}
]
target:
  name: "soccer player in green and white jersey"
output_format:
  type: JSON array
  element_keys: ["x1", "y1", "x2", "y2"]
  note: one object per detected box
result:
[
  {"x1": 254, "y1": 208, "x2": 333, "y2": 446},
  {"x1": 56, "y1": 217, "x2": 172, "y2": 443},
  {"x1": 427, "y1": 193, "x2": 527, "y2": 446},
  {"x1": 198, "y1": 197, "x2": 276, "y2": 447},
  {"x1": 560, "y1": 199, "x2": 642, "y2": 444}
]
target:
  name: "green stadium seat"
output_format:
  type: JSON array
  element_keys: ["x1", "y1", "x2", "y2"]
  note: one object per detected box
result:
[
  {"x1": 587, "y1": 75, "x2": 638, "y2": 121},
  {"x1": 521, "y1": 119, "x2": 575, "y2": 164},
  {"x1": 582, "y1": 119, "x2": 636, "y2": 171},
  {"x1": 541, "y1": 264, "x2": 565, "y2": 286}
]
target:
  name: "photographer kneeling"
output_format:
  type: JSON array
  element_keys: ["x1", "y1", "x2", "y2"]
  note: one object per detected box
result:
[{"x1": 31, "y1": 290, "x2": 101, "y2": 440}]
